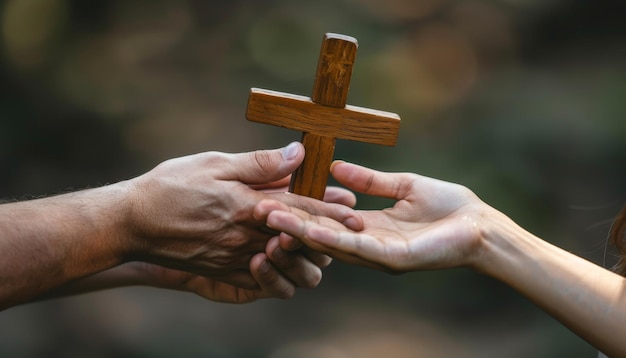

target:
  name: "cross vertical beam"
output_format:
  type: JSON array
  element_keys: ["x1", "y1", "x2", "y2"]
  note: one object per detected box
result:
[{"x1": 290, "y1": 34, "x2": 357, "y2": 199}]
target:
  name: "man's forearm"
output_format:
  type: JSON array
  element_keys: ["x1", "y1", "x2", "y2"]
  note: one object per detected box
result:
[{"x1": 0, "y1": 182, "x2": 132, "y2": 310}]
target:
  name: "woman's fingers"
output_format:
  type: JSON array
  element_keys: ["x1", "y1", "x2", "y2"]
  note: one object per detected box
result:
[
  {"x1": 322, "y1": 187, "x2": 357, "y2": 207},
  {"x1": 255, "y1": 198, "x2": 363, "y2": 232},
  {"x1": 266, "y1": 210, "x2": 379, "y2": 259},
  {"x1": 331, "y1": 161, "x2": 413, "y2": 200}
]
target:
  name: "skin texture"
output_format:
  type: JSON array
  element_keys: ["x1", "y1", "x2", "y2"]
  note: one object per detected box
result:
[
  {"x1": 0, "y1": 143, "x2": 362, "y2": 310},
  {"x1": 255, "y1": 160, "x2": 626, "y2": 356}
]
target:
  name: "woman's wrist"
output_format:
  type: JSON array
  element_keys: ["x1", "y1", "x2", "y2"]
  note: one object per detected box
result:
[{"x1": 470, "y1": 205, "x2": 539, "y2": 278}]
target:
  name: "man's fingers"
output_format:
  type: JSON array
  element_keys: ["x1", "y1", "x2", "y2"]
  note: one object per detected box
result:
[
  {"x1": 278, "y1": 232, "x2": 304, "y2": 251},
  {"x1": 302, "y1": 247, "x2": 333, "y2": 268},
  {"x1": 275, "y1": 233, "x2": 333, "y2": 268},
  {"x1": 249, "y1": 253, "x2": 295, "y2": 299},
  {"x1": 218, "y1": 142, "x2": 304, "y2": 184},
  {"x1": 249, "y1": 176, "x2": 291, "y2": 192},
  {"x1": 265, "y1": 237, "x2": 323, "y2": 289},
  {"x1": 213, "y1": 270, "x2": 259, "y2": 290}
]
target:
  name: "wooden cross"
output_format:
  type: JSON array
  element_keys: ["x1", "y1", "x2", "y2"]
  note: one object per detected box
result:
[{"x1": 246, "y1": 33, "x2": 401, "y2": 200}]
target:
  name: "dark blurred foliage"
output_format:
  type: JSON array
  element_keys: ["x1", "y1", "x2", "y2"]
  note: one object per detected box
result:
[{"x1": 0, "y1": 0, "x2": 625, "y2": 357}]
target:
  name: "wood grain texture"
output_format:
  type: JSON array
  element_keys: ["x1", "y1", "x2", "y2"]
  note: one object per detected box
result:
[
  {"x1": 289, "y1": 134, "x2": 335, "y2": 199},
  {"x1": 311, "y1": 33, "x2": 357, "y2": 108},
  {"x1": 247, "y1": 88, "x2": 400, "y2": 146},
  {"x1": 245, "y1": 33, "x2": 401, "y2": 199},
  {"x1": 291, "y1": 34, "x2": 356, "y2": 197}
]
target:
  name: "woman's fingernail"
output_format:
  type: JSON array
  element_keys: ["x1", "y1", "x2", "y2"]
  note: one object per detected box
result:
[
  {"x1": 282, "y1": 142, "x2": 300, "y2": 160},
  {"x1": 343, "y1": 216, "x2": 361, "y2": 231},
  {"x1": 330, "y1": 160, "x2": 345, "y2": 172}
]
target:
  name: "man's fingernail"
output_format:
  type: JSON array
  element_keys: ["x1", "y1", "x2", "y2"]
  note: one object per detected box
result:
[
  {"x1": 273, "y1": 245, "x2": 286, "y2": 259},
  {"x1": 259, "y1": 259, "x2": 271, "y2": 274},
  {"x1": 282, "y1": 142, "x2": 300, "y2": 160}
]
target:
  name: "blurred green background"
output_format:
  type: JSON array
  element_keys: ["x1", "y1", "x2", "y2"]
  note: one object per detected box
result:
[{"x1": 1, "y1": 0, "x2": 625, "y2": 357}]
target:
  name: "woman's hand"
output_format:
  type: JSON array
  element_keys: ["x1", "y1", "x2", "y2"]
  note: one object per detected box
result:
[{"x1": 255, "y1": 161, "x2": 491, "y2": 273}]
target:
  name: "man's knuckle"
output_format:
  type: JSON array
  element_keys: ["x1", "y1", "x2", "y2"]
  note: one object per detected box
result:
[
  {"x1": 279, "y1": 286, "x2": 295, "y2": 299},
  {"x1": 252, "y1": 151, "x2": 275, "y2": 176}
]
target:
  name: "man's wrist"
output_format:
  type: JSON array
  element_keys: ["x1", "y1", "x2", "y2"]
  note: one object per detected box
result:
[{"x1": 99, "y1": 180, "x2": 138, "y2": 264}]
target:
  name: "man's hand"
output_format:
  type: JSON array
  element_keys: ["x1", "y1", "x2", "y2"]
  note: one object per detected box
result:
[
  {"x1": 45, "y1": 248, "x2": 328, "y2": 304},
  {"x1": 123, "y1": 143, "x2": 362, "y2": 288},
  {"x1": 0, "y1": 143, "x2": 361, "y2": 310}
]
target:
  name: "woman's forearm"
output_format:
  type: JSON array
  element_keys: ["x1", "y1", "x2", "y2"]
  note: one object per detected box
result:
[
  {"x1": 0, "y1": 183, "x2": 131, "y2": 310},
  {"x1": 478, "y1": 209, "x2": 626, "y2": 356}
]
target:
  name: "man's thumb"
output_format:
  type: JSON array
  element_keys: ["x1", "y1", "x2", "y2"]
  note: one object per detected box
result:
[{"x1": 219, "y1": 142, "x2": 304, "y2": 184}]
